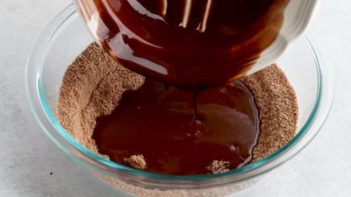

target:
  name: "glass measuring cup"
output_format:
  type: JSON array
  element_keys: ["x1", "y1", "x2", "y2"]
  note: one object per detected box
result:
[{"x1": 75, "y1": 0, "x2": 318, "y2": 87}]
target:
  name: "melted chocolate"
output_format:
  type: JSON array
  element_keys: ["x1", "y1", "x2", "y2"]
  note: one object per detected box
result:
[
  {"x1": 77, "y1": 0, "x2": 290, "y2": 87},
  {"x1": 93, "y1": 80, "x2": 259, "y2": 175},
  {"x1": 76, "y1": 0, "x2": 291, "y2": 175}
]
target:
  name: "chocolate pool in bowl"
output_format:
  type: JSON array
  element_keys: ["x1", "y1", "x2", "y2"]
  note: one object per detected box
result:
[
  {"x1": 25, "y1": 4, "x2": 333, "y2": 197},
  {"x1": 56, "y1": 43, "x2": 297, "y2": 193}
]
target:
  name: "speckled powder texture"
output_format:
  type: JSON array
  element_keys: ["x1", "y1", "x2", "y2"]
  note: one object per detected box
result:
[
  {"x1": 243, "y1": 64, "x2": 298, "y2": 161},
  {"x1": 57, "y1": 43, "x2": 298, "y2": 197},
  {"x1": 124, "y1": 155, "x2": 147, "y2": 170},
  {"x1": 57, "y1": 43, "x2": 144, "y2": 153}
]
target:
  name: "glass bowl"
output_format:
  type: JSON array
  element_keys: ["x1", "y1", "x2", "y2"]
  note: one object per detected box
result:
[{"x1": 25, "y1": 4, "x2": 334, "y2": 196}]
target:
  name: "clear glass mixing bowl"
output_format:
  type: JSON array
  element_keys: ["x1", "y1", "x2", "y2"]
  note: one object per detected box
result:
[{"x1": 25, "y1": 4, "x2": 334, "y2": 196}]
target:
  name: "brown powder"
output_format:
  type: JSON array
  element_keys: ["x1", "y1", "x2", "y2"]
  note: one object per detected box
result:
[
  {"x1": 206, "y1": 160, "x2": 231, "y2": 174},
  {"x1": 57, "y1": 43, "x2": 297, "y2": 168},
  {"x1": 124, "y1": 155, "x2": 147, "y2": 170},
  {"x1": 56, "y1": 43, "x2": 298, "y2": 196},
  {"x1": 57, "y1": 43, "x2": 144, "y2": 153},
  {"x1": 242, "y1": 64, "x2": 298, "y2": 161}
]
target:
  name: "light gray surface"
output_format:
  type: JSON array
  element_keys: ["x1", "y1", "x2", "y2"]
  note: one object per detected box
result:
[{"x1": 0, "y1": 0, "x2": 350, "y2": 196}]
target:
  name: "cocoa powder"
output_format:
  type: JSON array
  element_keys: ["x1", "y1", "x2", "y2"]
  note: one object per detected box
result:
[
  {"x1": 57, "y1": 43, "x2": 297, "y2": 167},
  {"x1": 57, "y1": 43, "x2": 144, "y2": 153},
  {"x1": 124, "y1": 155, "x2": 147, "y2": 170},
  {"x1": 243, "y1": 64, "x2": 298, "y2": 161}
]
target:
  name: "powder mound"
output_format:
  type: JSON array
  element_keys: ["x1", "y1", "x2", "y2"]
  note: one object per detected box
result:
[
  {"x1": 124, "y1": 155, "x2": 147, "y2": 170},
  {"x1": 242, "y1": 64, "x2": 298, "y2": 161},
  {"x1": 57, "y1": 43, "x2": 297, "y2": 164},
  {"x1": 56, "y1": 43, "x2": 298, "y2": 197},
  {"x1": 206, "y1": 160, "x2": 230, "y2": 174},
  {"x1": 57, "y1": 43, "x2": 145, "y2": 153}
]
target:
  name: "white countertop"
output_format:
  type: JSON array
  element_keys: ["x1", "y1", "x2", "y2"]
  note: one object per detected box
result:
[{"x1": 0, "y1": 0, "x2": 350, "y2": 196}]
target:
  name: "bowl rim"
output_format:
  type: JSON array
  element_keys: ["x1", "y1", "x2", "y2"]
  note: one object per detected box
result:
[{"x1": 25, "y1": 3, "x2": 334, "y2": 183}]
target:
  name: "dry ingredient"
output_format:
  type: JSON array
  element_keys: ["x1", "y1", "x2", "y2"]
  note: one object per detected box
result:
[
  {"x1": 124, "y1": 155, "x2": 147, "y2": 170},
  {"x1": 206, "y1": 160, "x2": 231, "y2": 174},
  {"x1": 57, "y1": 43, "x2": 297, "y2": 171}
]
